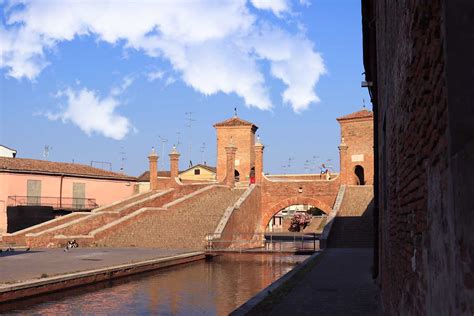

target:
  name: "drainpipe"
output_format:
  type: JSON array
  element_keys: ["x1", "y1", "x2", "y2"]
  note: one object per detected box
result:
[{"x1": 59, "y1": 174, "x2": 64, "y2": 209}]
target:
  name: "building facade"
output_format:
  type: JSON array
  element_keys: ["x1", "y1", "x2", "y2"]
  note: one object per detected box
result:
[
  {"x1": 0, "y1": 157, "x2": 136, "y2": 233},
  {"x1": 213, "y1": 116, "x2": 258, "y2": 183},
  {"x1": 362, "y1": 0, "x2": 473, "y2": 314},
  {"x1": 337, "y1": 109, "x2": 374, "y2": 185}
]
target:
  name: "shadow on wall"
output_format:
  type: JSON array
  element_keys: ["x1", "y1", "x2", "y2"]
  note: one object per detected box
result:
[{"x1": 326, "y1": 199, "x2": 374, "y2": 248}]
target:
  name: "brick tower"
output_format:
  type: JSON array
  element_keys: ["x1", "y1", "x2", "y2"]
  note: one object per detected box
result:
[
  {"x1": 336, "y1": 109, "x2": 374, "y2": 185},
  {"x1": 213, "y1": 115, "x2": 258, "y2": 183}
]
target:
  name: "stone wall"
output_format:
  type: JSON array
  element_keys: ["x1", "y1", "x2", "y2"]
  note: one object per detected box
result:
[{"x1": 363, "y1": 0, "x2": 474, "y2": 313}]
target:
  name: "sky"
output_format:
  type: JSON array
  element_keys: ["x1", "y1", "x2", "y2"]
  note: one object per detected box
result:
[{"x1": 0, "y1": 0, "x2": 369, "y2": 176}]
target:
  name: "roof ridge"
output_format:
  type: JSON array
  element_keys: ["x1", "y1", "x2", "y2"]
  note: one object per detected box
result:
[
  {"x1": 336, "y1": 109, "x2": 373, "y2": 121},
  {"x1": 0, "y1": 157, "x2": 135, "y2": 180},
  {"x1": 213, "y1": 116, "x2": 258, "y2": 128}
]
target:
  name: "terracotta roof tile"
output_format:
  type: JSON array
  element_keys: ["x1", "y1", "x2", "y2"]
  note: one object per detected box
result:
[
  {"x1": 336, "y1": 109, "x2": 373, "y2": 121},
  {"x1": 138, "y1": 170, "x2": 173, "y2": 182},
  {"x1": 213, "y1": 116, "x2": 258, "y2": 129},
  {"x1": 138, "y1": 164, "x2": 216, "y2": 182},
  {"x1": 180, "y1": 164, "x2": 216, "y2": 174},
  {"x1": 0, "y1": 157, "x2": 136, "y2": 181}
]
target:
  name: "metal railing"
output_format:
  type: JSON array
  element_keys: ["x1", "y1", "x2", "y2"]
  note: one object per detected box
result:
[
  {"x1": 205, "y1": 232, "x2": 320, "y2": 253},
  {"x1": 7, "y1": 196, "x2": 98, "y2": 210}
]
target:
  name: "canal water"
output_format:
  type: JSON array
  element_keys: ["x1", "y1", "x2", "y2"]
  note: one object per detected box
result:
[{"x1": 2, "y1": 253, "x2": 309, "y2": 315}]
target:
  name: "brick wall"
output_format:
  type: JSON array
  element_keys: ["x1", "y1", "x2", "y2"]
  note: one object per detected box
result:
[
  {"x1": 363, "y1": 0, "x2": 474, "y2": 313},
  {"x1": 327, "y1": 185, "x2": 374, "y2": 248},
  {"x1": 260, "y1": 176, "x2": 340, "y2": 229},
  {"x1": 218, "y1": 185, "x2": 262, "y2": 249},
  {"x1": 215, "y1": 126, "x2": 255, "y2": 182},
  {"x1": 96, "y1": 186, "x2": 244, "y2": 249},
  {"x1": 339, "y1": 119, "x2": 374, "y2": 185}
]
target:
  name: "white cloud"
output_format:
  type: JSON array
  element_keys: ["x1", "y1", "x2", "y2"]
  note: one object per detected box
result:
[
  {"x1": 146, "y1": 70, "x2": 165, "y2": 82},
  {"x1": 46, "y1": 79, "x2": 134, "y2": 140},
  {"x1": 250, "y1": 0, "x2": 290, "y2": 16},
  {"x1": 110, "y1": 75, "x2": 134, "y2": 96},
  {"x1": 1, "y1": 0, "x2": 325, "y2": 112},
  {"x1": 165, "y1": 76, "x2": 176, "y2": 87}
]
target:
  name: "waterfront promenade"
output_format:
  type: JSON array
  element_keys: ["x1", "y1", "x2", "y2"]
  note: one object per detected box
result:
[
  {"x1": 0, "y1": 248, "x2": 194, "y2": 284},
  {"x1": 238, "y1": 248, "x2": 380, "y2": 316}
]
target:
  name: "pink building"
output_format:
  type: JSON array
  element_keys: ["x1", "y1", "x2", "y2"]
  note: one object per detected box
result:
[{"x1": 0, "y1": 157, "x2": 137, "y2": 233}]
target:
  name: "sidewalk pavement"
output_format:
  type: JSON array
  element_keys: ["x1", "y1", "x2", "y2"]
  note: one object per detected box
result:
[
  {"x1": 267, "y1": 248, "x2": 380, "y2": 316},
  {"x1": 0, "y1": 248, "x2": 191, "y2": 285}
]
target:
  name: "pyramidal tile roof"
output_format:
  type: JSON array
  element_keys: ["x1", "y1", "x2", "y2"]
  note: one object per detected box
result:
[
  {"x1": 336, "y1": 109, "x2": 373, "y2": 121},
  {"x1": 213, "y1": 116, "x2": 258, "y2": 129}
]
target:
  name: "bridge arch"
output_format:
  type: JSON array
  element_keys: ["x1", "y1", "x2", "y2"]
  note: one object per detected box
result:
[{"x1": 262, "y1": 196, "x2": 332, "y2": 230}]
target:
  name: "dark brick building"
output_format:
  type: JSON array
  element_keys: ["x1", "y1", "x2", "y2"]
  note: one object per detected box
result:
[{"x1": 362, "y1": 0, "x2": 473, "y2": 314}]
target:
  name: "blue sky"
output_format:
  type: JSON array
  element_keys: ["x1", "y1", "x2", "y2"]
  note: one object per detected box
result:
[{"x1": 0, "y1": 0, "x2": 368, "y2": 176}]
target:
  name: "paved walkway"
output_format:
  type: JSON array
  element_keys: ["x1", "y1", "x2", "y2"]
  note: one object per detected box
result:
[
  {"x1": 268, "y1": 248, "x2": 380, "y2": 316},
  {"x1": 0, "y1": 248, "x2": 192, "y2": 284}
]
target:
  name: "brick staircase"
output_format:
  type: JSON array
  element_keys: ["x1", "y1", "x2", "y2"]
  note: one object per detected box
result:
[
  {"x1": 94, "y1": 186, "x2": 246, "y2": 249},
  {"x1": 327, "y1": 185, "x2": 374, "y2": 248},
  {"x1": 1, "y1": 184, "x2": 210, "y2": 247}
]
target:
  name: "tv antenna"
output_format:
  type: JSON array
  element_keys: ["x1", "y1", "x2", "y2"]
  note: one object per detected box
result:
[
  {"x1": 43, "y1": 145, "x2": 52, "y2": 159},
  {"x1": 287, "y1": 157, "x2": 294, "y2": 171},
  {"x1": 158, "y1": 135, "x2": 168, "y2": 169},
  {"x1": 120, "y1": 146, "x2": 126, "y2": 173},
  {"x1": 200, "y1": 142, "x2": 206, "y2": 164},
  {"x1": 175, "y1": 131, "x2": 182, "y2": 149},
  {"x1": 185, "y1": 112, "x2": 196, "y2": 163},
  {"x1": 91, "y1": 160, "x2": 112, "y2": 171}
]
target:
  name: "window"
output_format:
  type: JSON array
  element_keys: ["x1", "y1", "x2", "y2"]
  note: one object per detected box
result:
[
  {"x1": 27, "y1": 180, "x2": 41, "y2": 205},
  {"x1": 194, "y1": 168, "x2": 201, "y2": 175},
  {"x1": 73, "y1": 183, "x2": 86, "y2": 209}
]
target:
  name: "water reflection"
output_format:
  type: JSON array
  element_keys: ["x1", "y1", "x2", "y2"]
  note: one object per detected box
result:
[{"x1": 4, "y1": 253, "x2": 308, "y2": 315}]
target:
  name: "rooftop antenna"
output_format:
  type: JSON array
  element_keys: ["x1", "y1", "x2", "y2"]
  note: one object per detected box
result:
[
  {"x1": 200, "y1": 142, "x2": 206, "y2": 164},
  {"x1": 304, "y1": 159, "x2": 311, "y2": 172},
  {"x1": 91, "y1": 160, "x2": 112, "y2": 171},
  {"x1": 43, "y1": 145, "x2": 52, "y2": 160},
  {"x1": 120, "y1": 146, "x2": 126, "y2": 173},
  {"x1": 158, "y1": 135, "x2": 168, "y2": 169},
  {"x1": 234, "y1": 107, "x2": 238, "y2": 117},
  {"x1": 176, "y1": 131, "x2": 182, "y2": 149},
  {"x1": 185, "y1": 112, "x2": 196, "y2": 164},
  {"x1": 287, "y1": 157, "x2": 294, "y2": 172}
]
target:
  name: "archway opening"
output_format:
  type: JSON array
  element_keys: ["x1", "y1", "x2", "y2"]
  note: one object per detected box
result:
[
  {"x1": 234, "y1": 169, "x2": 240, "y2": 182},
  {"x1": 355, "y1": 165, "x2": 365, "y2": 185},
  {"x1": 265, "y1": 204, "x2": 328, "y2": 233}
]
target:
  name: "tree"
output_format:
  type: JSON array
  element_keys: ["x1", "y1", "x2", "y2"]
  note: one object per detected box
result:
[{"x1": 288, "y1": 212, "x2": 312, "y2": 232}]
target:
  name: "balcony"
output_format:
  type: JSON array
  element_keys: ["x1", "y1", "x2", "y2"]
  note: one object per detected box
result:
[{"x1": 7, "y1": 196, "x2": 99, "y2": 211}]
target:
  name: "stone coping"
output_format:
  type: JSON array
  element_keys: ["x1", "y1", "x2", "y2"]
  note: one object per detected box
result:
[
  {"x1": 26, "y1": 190, "x2": 173, "y2": 238},
  {"x1": 162, "y1": 184, "x2": 225, "y2": 208},
  {"x1": 2, "y1": 212, "x2": 89, "y2": 237},
  {"x1": 230, "y1": 251, "x2": 323, "y2": 315},
  {"x1": 67, "y1": 185, "x2": 226, "y2": 240},
  {"x1": 320, "y1": 185, "x2": 346, "y2": 244},
  {"x1": 0, "y1": 251, "x2": 205, "y2": 304},
  {"x1": 91, "y1": 190, "x2": 152, "y2": 213},
  {"x1": 263, "y1": 173, "x2": 340, "y2": 182},
  {"x1": 212, "y1": 185, "x2": 255, "y2": 239}
]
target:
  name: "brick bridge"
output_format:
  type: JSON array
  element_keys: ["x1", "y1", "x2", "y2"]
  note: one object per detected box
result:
[{"x1": 1, "y1": 111, "x2": 372, "y2": 248}]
